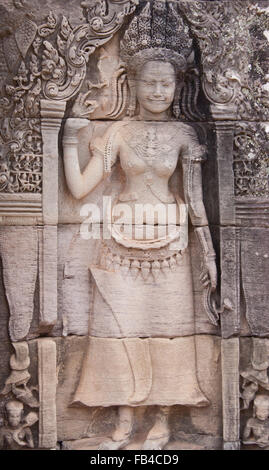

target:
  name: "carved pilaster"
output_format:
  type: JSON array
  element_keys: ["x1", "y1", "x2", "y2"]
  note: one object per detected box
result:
[
  {"x1": 38, "y1": 338, "x2": 57, "y2": 449},
  {"x1": 41, "y1": 99, "x2": 66, "y2": 225},
  {"x1": 40, "y1": 100, "x2": 66, "y2": 333},
  {"x1": 214, "y1": 121, "x2": 236, "y2": 226},
  {"x1": 222, "y1": 338, "x2": 240, "y2": 450},
  {"x1": 38, "y1": 226, "x2": 58, "y2": 330}
]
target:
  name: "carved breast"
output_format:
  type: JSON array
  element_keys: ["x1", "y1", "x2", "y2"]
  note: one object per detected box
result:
[{"x1": 118, "y1": 122, "x2": 179, "y2": 179}]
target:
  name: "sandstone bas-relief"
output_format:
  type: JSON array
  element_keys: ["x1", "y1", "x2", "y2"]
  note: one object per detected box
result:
[
  {"x1": 0, "y1": 341, "x2": 38, "y2": 449},
  {"x1": 63, "y1": 1, "x2": 219, "y2": 451},
  {"x1": 0, "y1": 0, "x2": 268, "y2": 450}
]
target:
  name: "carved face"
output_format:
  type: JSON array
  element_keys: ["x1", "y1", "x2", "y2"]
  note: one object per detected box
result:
[
  {"x1": 254, "y1": 396, "x2": 269, "y2": 421},
  {"x1": 136, "y1": 61, "x2": 176, "y2": 116},
  {"x1": 7, "y1": 409, "x2": 22, "y2": 428}
]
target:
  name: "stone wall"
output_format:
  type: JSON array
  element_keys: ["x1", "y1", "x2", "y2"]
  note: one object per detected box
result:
[{"x1": 0, "y1": 0, "x2": 268, "y2": 450}]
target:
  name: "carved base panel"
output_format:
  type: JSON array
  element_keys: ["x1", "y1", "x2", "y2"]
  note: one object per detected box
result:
[
  {"x1": 1, "y1": 336, "x2": 264, "y2": 450},
  {"x1": 0, "y1": 0, "x2": 268, "y2": 452},
  {"x1": 12, "y1": 335, "x2": 222, "y2": 450}
]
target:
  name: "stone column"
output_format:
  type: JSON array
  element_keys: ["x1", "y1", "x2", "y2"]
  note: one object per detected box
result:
[
  {"x1": 40, "y1": 100, "x2": 66, "y2": 330},
  {"x1": 38, "y1": 338, "x2": 57, "y2": 449},
  {"x1": 41, "y1": 99, "x2": 66, "y2": 226},
  {"x1": 212, "y1": 107, "x2": 241, "y2": 450}
]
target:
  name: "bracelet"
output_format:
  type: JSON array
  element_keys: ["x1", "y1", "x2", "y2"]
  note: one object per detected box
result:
[
  {"x1": 204, "y1": 253, "x2": 216, "y2": 260},
  {"x1": 62, "y1": 136, "x2": 79, "y2": 145}
]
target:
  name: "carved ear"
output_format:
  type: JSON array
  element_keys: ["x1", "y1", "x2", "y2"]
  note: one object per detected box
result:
[
  {"x1": 253, "y1": 404, "x2": 256, "y2": 418},
  {"x1": 173, "y1": 80, "x2": 184, "y2": 119},
  {"x1": 187, "y1": 50, "x2": 195, "y2": 65},
  {"x1": 127, "y1": 78, "x2": 137, "y2": 117}
]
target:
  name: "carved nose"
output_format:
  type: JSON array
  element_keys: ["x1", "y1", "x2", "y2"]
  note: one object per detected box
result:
[{"x1": 153, "y1": 84, "x2": 162, "y2": 97}]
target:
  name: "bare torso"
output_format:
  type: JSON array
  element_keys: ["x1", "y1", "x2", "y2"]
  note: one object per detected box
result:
[{"x1": 110, "y1": 121, "x2": 184, "y2": 226}]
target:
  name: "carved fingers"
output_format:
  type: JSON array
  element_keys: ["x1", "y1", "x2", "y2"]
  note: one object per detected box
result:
[
  {"x1": 200, "y1": 269, "x2": 210, "y2": 287},
  {"x1": 208, "y1": 259, "x2": 217, "y2": 291},
  {"x1": 200, "y1": 258, "x2": 217, "y2": 292}
]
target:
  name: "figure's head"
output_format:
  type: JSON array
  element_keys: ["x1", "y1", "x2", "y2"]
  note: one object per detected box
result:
[
  {"x1": 135, "y1": 60, "x2": 176, "y2": 117},
  {"x1": 5, "y1": 400, "x2": 23, "y2": 427},
  {"x1": 119, "y1": 1, "x2": 202, "y2": 120},
  {"x1": 253, "y1": 394, "x2": 269, "y2": 421},
  {"x1": 125, "y1": 52, "x2": 187, "y2": 119}
]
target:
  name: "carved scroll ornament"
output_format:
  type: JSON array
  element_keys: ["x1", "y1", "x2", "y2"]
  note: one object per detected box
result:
[
  {"x1": 179, "y1": 0, "x2": 269, "y2": 120},
  {"x1": 42, "y1": 0, "x2": 138, "y2": 102}
]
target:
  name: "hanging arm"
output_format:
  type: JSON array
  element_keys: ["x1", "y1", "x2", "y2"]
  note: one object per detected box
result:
[{"x1": 180, "y1": 126, "x2": 234, "y2": 325}]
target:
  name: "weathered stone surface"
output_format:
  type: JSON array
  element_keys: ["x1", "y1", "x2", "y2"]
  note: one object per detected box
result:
[
  {"x1": 38, "y1": 338, "x2": 57, "y2": 449},
  {"x1": 222, "y1": 338, "x2": 240, "y2": 446},
  {"x1": 0, "y1": 226, "x2": 38, "y2": 342},
  {"x1": 57, "y1": 224, "x2": 219, "y2": 337},
  {"x1": 240, "y1": 337, "x2": 269, "y2": 449},
  {"x1": 220, "y1": 227, "x2": 240, "y2": 338},
  {"x1": 0, "y1": 0, "x2": 268, "y2": 452},
  {"x1": 0, "y1": 340, "x2": 39, "y2": 449},
  {"x1": 56, "y1": 335, "x2": 222, "y2": 447},
  {"x1": 241, "y1": 228, "x2": 269, "y2": 336}
]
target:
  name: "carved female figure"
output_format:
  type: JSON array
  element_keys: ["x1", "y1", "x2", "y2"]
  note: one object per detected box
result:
[
  {"x1": 243, "y1": 394, "x2": 269, "y2": 448},
  {"x1": 63, "y1": 2, "x2": 217, "y2": 450},
  {"x1": 0, "y1": 400, "x2": 37, "y2": 449}
]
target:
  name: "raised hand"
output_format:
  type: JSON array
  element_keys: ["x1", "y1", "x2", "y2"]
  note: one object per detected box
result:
[
  {"x1": 71, "y1": 91, "x2": 99, "y2": 118},
  {"x1": 63, "y1": 117, "x2": 90, "y2": 140}
]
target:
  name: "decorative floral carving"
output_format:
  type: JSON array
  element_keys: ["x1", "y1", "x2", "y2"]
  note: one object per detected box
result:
[
  {"x1": 0, "y1": 2, "x2": 138, "y2": 194},
  {"x1": 0, "y1": 342, "x2": 39, "y2": 448},
  {"x1": 233, "y1": 123, "x2": 269, "y2": 198},
  {"x1": 179, "y1": 1, "x2": 248, "y2": 108},
  {"x1": 1, "y1": 0, "x2": 267, "y2": 194},
  {"x1": 0, "y1": 342, "x2": 39, "y2": 408},
  {"x1": 0, "y1": 118, "x2": 42, "y2": 193},
  {"x1": 0, "y1": 47, "x2": 44, "y2": 193},
  {"x1": 38, "y1": 11, "x2": 58, "y2": 38},
  {"x1": 179, "y1": 0, "x2": 269, "y2": 120},
  {"x1": 0, "y1": 10, "x2": 59, "y2": 193},
  {"x1": 239, "y1": 4, "x2": 269, "y2": 121},
  {"x1": 241, "y1": 339, "x2": 269, "y2": 448},
  {"x1": 42, "y1": 0, "x2": 138, "y2": 101}
]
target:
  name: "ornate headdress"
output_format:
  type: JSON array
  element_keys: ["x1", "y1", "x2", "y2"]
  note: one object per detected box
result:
[
  {"x1": 120, "y1": 0, "x2": 202, "y2": 120},
  {"x1": 121, "y1": 1, "x2": 193, "y2": 72}
]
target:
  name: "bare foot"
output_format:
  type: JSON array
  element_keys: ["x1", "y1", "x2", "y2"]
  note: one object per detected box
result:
[
  {"x1": 143, "y1": 434, "x2": 170, "y2": 450},
  {"x1": 142, "y1": 407, "x2": 170, "y2": 450},
  {"x1": 99, "y1": 406, "x2": 134, "y2": 450},
  {"x1": 98, "y1": 437, "x2": 131, "y2": 450}
]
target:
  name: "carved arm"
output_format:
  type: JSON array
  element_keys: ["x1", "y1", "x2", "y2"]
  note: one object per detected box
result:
[
  {"x1": 24, "y1": 427, "x2": 34, "y2": 449},
  {"x1": 181, "y1": 135, "x2": 228, "y2": 325},
  {"x1": 63, "y1": 118, "x2": 105, "y2": 200},
  {"x1": 182, "y1": 156, "x2": 217, "y2": 291}
]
